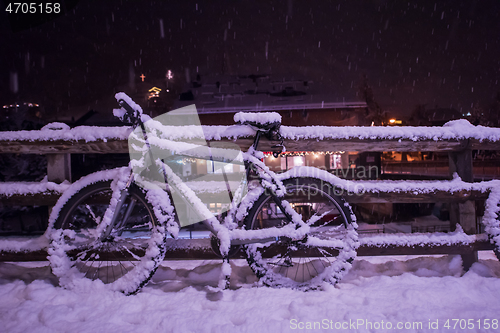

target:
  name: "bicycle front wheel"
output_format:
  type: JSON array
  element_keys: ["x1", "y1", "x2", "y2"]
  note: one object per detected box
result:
[
  {"x1": 49, "y1": 179, "x2": 167, "y2": 295},
  {"x1": 244, "y1": 177, "x2": 358, "y2": 290}
]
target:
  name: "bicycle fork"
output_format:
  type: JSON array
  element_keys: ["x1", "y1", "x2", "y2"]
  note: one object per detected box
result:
[{"x1": 101, "y1": 172, "x2": 136, "y2": 240}]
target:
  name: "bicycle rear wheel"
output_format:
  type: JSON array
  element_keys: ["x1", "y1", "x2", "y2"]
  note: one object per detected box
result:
[
  {"x1": 49, "y1": 179, "x2": 167, "y2": 295},
  {"x1": 244, "y1": 177, "x2": 358, "y2": 290}
]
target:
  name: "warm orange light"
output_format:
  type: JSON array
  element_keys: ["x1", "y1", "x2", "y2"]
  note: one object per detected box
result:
[
  {"x1": 148, "y1": 87, "x2": 161, "y2": 100},
  {"x1": 389, "y1": 118, "x2": 396, "y2": 124}
]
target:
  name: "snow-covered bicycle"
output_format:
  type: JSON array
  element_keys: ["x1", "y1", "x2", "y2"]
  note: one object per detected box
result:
[{"x1": 48, "y1": 93, "x2": 358, "y2": 295}]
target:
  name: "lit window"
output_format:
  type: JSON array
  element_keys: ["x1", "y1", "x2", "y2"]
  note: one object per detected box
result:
[
  {"x1": 330, "y1": 154, "x2": 342, "y2": 169},
  {"x1": 293, "y1": 156, "x2": 304, "y2": 166}
]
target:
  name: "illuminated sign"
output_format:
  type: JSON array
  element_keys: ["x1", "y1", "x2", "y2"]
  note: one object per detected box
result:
[{"x1": 148, "y1": 87, "x2": 161, "y2": 99}]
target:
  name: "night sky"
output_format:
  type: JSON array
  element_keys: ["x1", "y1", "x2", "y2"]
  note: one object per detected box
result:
[{"x1": 1, "y1": 0, "x2": 499, "y2": 121}]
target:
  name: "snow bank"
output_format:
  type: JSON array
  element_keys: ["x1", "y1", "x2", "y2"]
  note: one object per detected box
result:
[{"x1": 1, "y1": 255, "x2": 500, "y2": 332}]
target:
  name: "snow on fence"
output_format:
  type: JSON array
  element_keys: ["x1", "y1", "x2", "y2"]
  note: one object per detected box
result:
[
  {"x1": 2, "y1": 119, "x2": 500, "y2": 154},
  {"x1": 1, "y1": 120, "x2": 500, "y2": 266}
]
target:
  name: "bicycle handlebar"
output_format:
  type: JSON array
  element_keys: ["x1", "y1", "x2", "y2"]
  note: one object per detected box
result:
[
  {"x1": 116, "y1": 98, "x2": 145, "y2": 127},
  {"x1": 118, "y1": 99, "x2": 137, "y2": 118}
]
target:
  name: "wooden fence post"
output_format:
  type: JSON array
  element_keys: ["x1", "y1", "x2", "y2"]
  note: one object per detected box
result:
[
  {"x1": 47, "y1": 154, "x2": 71, "y2": 183},
  {"x1": 448, "y1": 142, "x2": 477, "y2": 270}
]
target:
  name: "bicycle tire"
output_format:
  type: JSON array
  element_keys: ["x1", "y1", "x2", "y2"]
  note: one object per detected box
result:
[
  {"x1": 243, "y1": 177, "x2": 358, "y2": 290},
  {"x1": 49, "y1": 179, "x2": 167, "y2": 295}
]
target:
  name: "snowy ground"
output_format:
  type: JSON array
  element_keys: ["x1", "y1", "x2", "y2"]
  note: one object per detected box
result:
[{"x1": 1, "y1": 252, "x2": 500, "y2": 333}]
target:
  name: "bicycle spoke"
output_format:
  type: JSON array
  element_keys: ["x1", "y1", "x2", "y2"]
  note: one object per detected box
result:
[
  {"x1": 305, "y1": 258, "x2": 314, "y2": 281},
  {"x1": 111, "y1": 249, "x2": 133, "y2": 275},
  {"x1": 294, "y1": 257, "x2": 301, "y2": 281},
  {"x1": 91, "y1": 259, "x2": 104, "y2": 281},
  {"x1": 85, "y1": 204, "x2": 100, "y2": 225},
  {"x1": 112, "y1": 259, "x2": 117, "y2": 283},
  {"x1": 83, "y1": 254, "x2": 97, "y2": 279}
]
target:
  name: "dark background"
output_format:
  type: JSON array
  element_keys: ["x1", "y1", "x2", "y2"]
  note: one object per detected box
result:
[{"x1": 1, "y1": 0, "x2": 499, "y2": 123}]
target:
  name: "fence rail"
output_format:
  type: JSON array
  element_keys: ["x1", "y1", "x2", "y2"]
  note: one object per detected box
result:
[
  {"x1": 382, "y1": 160, "x2": 500, "y2": 179},
  {"x1": 2, "y1": 136, "x2": 500, "y2": 155},
  {"x1": 0, "y1": 239, "x2": 493, "y2": 262},
  {"x1": 0, "y1": 187, "x2": 490, "y2": 207}
]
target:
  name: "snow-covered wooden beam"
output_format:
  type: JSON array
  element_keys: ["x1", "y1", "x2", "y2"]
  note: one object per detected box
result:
[
  {"x1": 0, "y1": 184, "x2": 491, "y2": 207},
  {"x1": 0, "y1": 238, "x2": 494, "y2": 261},
  {"x1": 0, "y1": 139, "x2": 129, "y2": 154},
  {"x1": 1, "y1": 136, "x2": 500, "y2": 154},
  {"x1": 0, "y1": 182, "x2": 69, "y2": 207},
  {"x1": 1, "y1": 120, "x2": 500, "y2": 154},
  {"x1": 2, "y1": 137, "x2": 500, "y2": 154}
]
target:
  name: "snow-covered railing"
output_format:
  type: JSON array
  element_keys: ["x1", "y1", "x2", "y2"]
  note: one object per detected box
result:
[
  {"x1": 0, "y1": 235, "x2": 495, "y2": 262},
  {"x1": 1, "y1": 119, "x2": 500, "y2": 154},
  {"x1": 0, "y1": 178, "x2": 491, "y2": 207},
  {"x1": 1, "y1": 120, "x2": 500, "y2": 267},
  {"x1": 0, "y1": 181, "x2": 69, "y2": 206}
]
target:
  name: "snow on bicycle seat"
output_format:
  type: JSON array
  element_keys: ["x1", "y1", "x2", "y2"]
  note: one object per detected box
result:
[{"x1": 234, "y1": 112, "x2": 281, "y2": 130}]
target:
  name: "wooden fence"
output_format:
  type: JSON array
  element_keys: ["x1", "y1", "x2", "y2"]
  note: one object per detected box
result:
[{"x1": 1, "y1": 125, "x2": 500, "y2": 267}]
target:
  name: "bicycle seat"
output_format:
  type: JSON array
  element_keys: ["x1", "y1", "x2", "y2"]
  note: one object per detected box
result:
[{"x1": 234, "y1": 112, "x2": 282, "y2": 131}]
